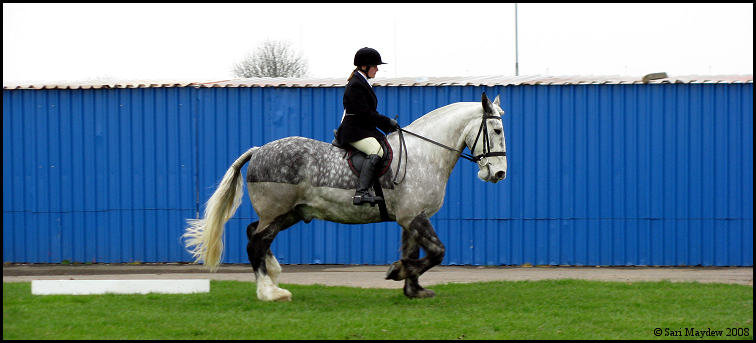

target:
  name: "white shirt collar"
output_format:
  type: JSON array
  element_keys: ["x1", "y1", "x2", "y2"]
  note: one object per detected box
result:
[{"x1": 356, "y1": 70, "x2": 371, "y2": 87}]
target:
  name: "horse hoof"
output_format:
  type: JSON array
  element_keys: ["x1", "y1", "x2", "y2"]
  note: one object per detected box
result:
[
  {"x1": 274, "y1": 294, "x2": 292, "y2": 302},
  {"x1": 405, "y1": 287, "x2": 435, "y2": 299},
  {"x1": 415, "y1": 289, "x2": 436, "y2": 299},
  {"x1": 385, "y1": 261, "x2": 405, "y2": 281},
  {"x1": 258, "y1": 287, "x2": 292, "y2": 302},
  {"x1": 271, "y1": 288, "x2": 292, "y2": 302}
]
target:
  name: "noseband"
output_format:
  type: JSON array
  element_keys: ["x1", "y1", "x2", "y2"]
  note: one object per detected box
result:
[{"x1": 393, "y1": 114, "x2": 506, "y2": 184}]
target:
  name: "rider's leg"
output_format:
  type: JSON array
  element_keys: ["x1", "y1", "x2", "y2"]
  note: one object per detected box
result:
[
  {"x1": 349, "y1": 137, "x2": 384, "y2": 205},
  {"x1": 349, "y1": 137, "x2": 384, "y2": 158}
]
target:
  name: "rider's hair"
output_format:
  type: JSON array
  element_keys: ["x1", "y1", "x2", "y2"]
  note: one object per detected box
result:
[{"x1": 347, "y1": 66, "x2": 370, "y2": 81}]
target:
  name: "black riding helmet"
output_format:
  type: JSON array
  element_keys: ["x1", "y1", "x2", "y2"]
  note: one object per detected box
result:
[{"x1": 354, "y1": 47, "x2": 386, "y2": 67}]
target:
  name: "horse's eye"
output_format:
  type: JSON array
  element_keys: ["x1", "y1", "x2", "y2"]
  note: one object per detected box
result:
[{"x1": 494, "y1": 129, "x2": 502, "y2": 135}]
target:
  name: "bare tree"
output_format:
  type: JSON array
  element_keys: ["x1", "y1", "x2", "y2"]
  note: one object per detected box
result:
[{"x1": 230, "y1": 39, "x2": 309, "y2": 78}]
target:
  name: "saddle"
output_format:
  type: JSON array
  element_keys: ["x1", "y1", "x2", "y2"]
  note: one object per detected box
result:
[
  {"x1": 345, "y1": 138, "x2": 393, "y2": 178},
  {"x1": 332, "y1": 130, "x2": 393, "y2": 178},
  {"x1": 332, "y1": 131, "x2": 393, "y2": 222}
]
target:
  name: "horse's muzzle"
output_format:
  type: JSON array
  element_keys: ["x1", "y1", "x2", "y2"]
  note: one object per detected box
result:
[
  {"x1": 488, "y1": 170, "x2": 506, "y2": 183},
  {"x1": 478, "y1": 167, "x2": 507, "y2": 183}
]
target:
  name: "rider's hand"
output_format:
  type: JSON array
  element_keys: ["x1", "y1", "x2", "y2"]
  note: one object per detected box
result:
[{"x1": 388, "y1": 118, "x2": 399, "y2": 133}]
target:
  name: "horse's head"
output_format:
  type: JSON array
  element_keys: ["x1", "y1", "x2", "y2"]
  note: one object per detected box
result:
[{"x1": 465, "y1": 92, "x2": 508, "y2": 183}]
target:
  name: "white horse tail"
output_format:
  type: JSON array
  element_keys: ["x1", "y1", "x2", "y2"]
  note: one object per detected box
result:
[{"x1": 183, "y1": 147, "x2": 257, "y2": 271}]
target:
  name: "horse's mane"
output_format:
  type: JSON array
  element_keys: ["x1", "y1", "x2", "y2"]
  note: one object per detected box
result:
[{"x1": 404, "y1": 102, "x2": 480, "y2": 133}]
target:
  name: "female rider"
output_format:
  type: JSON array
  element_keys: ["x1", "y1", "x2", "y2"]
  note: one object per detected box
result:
[{"x1": 334, "y1": 47, "x2": 399, "y2": 205}]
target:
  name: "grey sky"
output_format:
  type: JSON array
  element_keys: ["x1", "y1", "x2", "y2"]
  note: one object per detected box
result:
[{"x1": 3, "y1": 3, "x2": 753, "y2": 83}]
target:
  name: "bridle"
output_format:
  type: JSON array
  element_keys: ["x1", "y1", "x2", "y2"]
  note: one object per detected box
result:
[
  {"x1": 393, "y1": 114, "x2": 506, "y2": 184},
  {"x1": 467, "y1": 114, "x2": 508, "y2": 165}
]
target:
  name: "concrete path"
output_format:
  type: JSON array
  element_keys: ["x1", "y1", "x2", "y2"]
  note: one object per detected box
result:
[{"x1": 3, "y1": 264, "x2": 752, "y2": 288}]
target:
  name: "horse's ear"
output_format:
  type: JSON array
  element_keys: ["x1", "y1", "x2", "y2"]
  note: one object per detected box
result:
[
  {"x1": 481, "y1": 92, "x2": 489, "y2": 104},
  {"x1": 493, "y1": 95, "x2": 500, "y2": 107},
  {"x1": 481, "y1": 92, "x2": 495, "y2": 115}
]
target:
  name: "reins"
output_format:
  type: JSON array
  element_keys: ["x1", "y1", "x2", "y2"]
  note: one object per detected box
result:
[{"x1": 392, "y1": 115, "x2": 506, "y2": 185}]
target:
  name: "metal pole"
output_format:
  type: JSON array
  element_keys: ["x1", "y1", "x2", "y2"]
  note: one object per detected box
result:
[
  {"x1": 515, "y1": 3, "x2": 519, "y2": 76},
  {"x1": 394, "y1": 19, "x2": 398, "y2": 78}
]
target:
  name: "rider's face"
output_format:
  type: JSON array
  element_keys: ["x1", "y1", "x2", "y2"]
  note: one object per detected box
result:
[{"x1": 365, "y1": 65, "x2": 378, "y2": 78}]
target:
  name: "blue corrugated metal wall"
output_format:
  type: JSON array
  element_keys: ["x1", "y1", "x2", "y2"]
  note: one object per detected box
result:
[
  {"x1": 3, "y1": 83, "x2": 753, "y2": 266},
  {"x1": 3, "y1": 87, "x2": 196, "y2": 263}
]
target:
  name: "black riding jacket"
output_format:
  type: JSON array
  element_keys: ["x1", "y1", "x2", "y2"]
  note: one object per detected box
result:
[{"x1": 334, "y1": 71, "x2": 393, "y2": 148}]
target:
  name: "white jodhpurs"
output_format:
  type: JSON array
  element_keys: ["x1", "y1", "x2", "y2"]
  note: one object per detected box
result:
[{"x1": 349, "y1": 137, "x2": 384, "y2": 158}]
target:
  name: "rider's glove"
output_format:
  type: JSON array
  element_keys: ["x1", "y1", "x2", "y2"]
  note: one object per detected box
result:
[{"x1": 388, "y1": 118, "x2": 400, "y2": 133}]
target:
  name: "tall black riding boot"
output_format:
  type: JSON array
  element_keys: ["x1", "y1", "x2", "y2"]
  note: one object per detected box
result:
[{"x1": 353, "y1": 154, "x2": 383, "y2": 205}]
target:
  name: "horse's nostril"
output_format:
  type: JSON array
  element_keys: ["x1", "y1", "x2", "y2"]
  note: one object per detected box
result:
[{"x1": 495, "y1": 171, "x2": 505, "y2": 180}]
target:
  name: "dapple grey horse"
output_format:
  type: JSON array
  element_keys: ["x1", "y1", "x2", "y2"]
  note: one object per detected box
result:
[{"x1": 184, "y1": 93, "x2": 507, "y2": 301}]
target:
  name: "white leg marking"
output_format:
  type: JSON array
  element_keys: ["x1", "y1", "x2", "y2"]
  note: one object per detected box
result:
[
  {"x1": 255, "y1": 271, "x2": 292, "y2": 302},
  {"x1": 266, "y1": 254, "x2": 282, "y2": 286}
]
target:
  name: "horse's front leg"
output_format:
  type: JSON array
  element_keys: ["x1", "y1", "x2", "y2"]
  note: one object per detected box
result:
[
  {"x1": 398, "y1": 230, "x2": 437, "y2": 298},
  {"x1": 385, "y1": 211, "x2": 445, "y2": 296}
]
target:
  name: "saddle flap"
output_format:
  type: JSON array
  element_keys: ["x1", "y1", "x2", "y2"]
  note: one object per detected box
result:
[{"x1": 346, "y1": 137, "x2": 393, "y2": 178}]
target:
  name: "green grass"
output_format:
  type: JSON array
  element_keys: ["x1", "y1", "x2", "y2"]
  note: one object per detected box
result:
[{"x1": 3, "y1": 279, "x2": 753, "y2": 339}]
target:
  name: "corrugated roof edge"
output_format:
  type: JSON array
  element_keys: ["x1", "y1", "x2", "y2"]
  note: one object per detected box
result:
[{"x1": 4, "y1": 74, "x2": 752, "y2": 90}]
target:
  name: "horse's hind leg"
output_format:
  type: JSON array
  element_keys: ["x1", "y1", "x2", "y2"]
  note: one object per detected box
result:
[
  {"x1": 399, "y1": 230, "x2": 437, "y2": 299},
  {"x1": 386, "y1": 211, "x2": 445, "y2": 294},
  {"x1": 266, "y1": 253, "x2": 283, "y2": 286},
  {"x1": 246, "y1": 212, "x2": 301, "y2": 301},
  {"x1": 246, "y1": 221, "x2": 282, "y2": 287}
]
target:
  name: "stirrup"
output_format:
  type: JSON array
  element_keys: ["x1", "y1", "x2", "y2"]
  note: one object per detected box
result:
[{"x1": 353, "y1": 192, "x2": 382, "y2": 206}]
